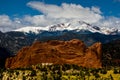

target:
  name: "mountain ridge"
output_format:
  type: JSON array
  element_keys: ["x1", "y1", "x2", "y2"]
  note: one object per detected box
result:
[{"x1": 13, "y1": 21, "x2": 119, "y2": 35}]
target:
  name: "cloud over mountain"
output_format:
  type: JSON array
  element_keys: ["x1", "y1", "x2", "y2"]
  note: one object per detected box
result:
[
  {"x1": 94, "y1": 17, "x2": 120, "y2": 29},
  {"x1": 27, "y1": 2, "x2": 102, "y2": 23},
  {"x1": 0, "y1": 1, "x2": 120, "y2": 32},
  {"x1": 0, "y1": 15, "x2": 23, "y2": 32}
]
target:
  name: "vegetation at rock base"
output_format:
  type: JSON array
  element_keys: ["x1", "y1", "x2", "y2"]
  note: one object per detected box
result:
[{"x1": 0, "y1": 64, "x2": 120, "y2": 80}]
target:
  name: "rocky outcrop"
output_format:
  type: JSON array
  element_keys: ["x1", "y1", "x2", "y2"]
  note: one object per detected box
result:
[{"x1": 5, "y1": 39, "x2": 102, "y2": 69}]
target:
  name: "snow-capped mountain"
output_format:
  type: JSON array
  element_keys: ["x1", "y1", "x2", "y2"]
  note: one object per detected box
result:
[
  {"x1": 14, "y1": 26, "x2": 48, "y2": 34},
  {"x1": 48, "y1": 21, "x2": 119, "y2": 35},
  {"x1": 0, "y1": 21, "x2": 120, "y2": 57},
  {"x1": 14, "y1": 21, "x2": 119, "y2": 35}
]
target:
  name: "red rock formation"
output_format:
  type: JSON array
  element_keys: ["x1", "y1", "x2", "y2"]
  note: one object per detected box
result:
[{"x1": 5, "y1": 39, "x2": 102, "y2": 69}]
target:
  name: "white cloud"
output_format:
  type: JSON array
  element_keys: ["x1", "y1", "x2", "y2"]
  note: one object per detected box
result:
[
  {"x1": 27, "y1": 2, "x2": 102, "y2": 24},
  {"x1": 0, "y1": 15, "x2": 24, "y2": 32},
  {"x1": 0, "y1": 15, "x2": 12, "y2": 27},
  {"x1": 0, "y1": 1, "x2": 120, "y2": 32},
  {"x1": 23, "y1": 15, "x2": 74, "y2": 27},
  {"x1": 91, "y1": 6, "x2": 101, "y2": 14},
  {"x1": 23, "y1": 15, "x2": 49, "y2": 26},
  {"x1": 94, "y1": 17, "x2": 120, "y2": 29}
]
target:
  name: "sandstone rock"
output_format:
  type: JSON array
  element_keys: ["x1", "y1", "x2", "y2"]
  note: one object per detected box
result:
[{"x1": 5, "y1": 39, "x2": 102, "y2": 69}]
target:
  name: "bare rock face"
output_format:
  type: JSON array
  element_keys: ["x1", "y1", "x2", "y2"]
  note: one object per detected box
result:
[
  {"x1": 84, "y1": 42, "x2": 102, "y2": 68},
  {"x1": 5, "y1": 39, "x2": 102, "y2": 69}
]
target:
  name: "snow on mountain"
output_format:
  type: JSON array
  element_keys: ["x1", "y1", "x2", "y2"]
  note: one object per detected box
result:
[
  {"x1": 14, "y1": 26, "x2": 48, "y2": 34},
  {"x1": 48, "y1": 21, "x2": 119, "y2": 35},
  {"x1": 13, "y1": 21, "x2": 119, "y2": 35}
]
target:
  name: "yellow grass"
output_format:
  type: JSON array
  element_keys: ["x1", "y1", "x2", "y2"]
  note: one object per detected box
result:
[{"x1": 62, "y1": 70, "x2": 120, "y2": 80}]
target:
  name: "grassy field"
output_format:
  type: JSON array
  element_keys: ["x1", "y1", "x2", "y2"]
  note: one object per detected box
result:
[
  {"x1": 62, "y1": 70, "x2": 120, "y2": 80},
  {"x1": 0, "y1": 64, "x2": 120, "y2": 80}
]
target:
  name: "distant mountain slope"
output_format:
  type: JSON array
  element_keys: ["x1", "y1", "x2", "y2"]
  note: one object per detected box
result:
[
  {"x1": 0, "y1": 20, "x2": 120, "y2": 57},
  {"x1": 12, "y1": 21, "x2": 120, "y2": 46},
  {"x1": 0, "y1": 31, "x2": 33, "y2": 55},
  {"x1": 0, "y1": 28, "x2": 120, "y2": 56},
  {"x1": 35, "y1": 31, "x2": 120, "y2": 46}
]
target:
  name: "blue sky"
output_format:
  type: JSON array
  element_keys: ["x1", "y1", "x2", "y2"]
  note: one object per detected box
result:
[
  {"x1": 0, "y1": 0, "x2": 120, "y2": 32},
  {"x1": 0, "y1": 0, "x2": 120, "y2": 17}
]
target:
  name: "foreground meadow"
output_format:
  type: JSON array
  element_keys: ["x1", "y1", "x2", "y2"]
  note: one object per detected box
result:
[{"x1": 0, "y1": 64, "x2": 120, "y2": 80}]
